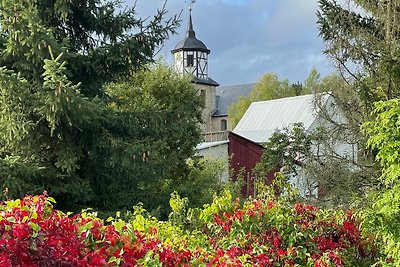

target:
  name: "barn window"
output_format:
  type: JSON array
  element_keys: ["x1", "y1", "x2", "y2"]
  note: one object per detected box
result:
[{"x1": 221, "y1": 119, "x2": 227, "y2": 131}]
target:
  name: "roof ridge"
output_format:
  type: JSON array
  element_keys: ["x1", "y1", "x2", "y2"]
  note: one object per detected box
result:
[
  {"x1": 251, "y1": 93, "x2": 326, "y2": 105},
  {"x1": 219, "y1": 82, "x2": 257, "y2": 88}
]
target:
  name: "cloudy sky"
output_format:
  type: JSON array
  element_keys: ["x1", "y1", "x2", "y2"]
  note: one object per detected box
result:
[{"x1": 135, "y1": 0, "x2": 336, "y2": 86}]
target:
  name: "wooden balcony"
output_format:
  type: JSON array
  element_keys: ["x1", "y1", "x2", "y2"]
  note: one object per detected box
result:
[{"x1": 202, "y1": 131, "x2": 228, "y2": 142}]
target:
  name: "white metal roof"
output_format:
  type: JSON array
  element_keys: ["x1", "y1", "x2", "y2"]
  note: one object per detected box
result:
[
  {"x1": 233, "y1": 94, "x2": 330, "y2": 143},
  {"x1": 196, "y1": 140, "x2": 229, "y2": 150}
]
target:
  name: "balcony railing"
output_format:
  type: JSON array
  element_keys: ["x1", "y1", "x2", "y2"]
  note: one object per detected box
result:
[{"x1": 202, "y1": 131, "x2": 228, "y2": 142}]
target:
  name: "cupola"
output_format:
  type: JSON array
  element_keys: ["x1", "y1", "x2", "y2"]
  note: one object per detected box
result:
[{"x1": 172, "y1": 5, "x2": 217, "y2": 86}]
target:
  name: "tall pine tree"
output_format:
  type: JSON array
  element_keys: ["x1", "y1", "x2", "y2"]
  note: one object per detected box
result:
[
  {"x1": 317, "y1": 0, "x2": 400, "y2": 102},
  {"x1": 0, "y1": 0, "x2": 203, "y2": 212}
]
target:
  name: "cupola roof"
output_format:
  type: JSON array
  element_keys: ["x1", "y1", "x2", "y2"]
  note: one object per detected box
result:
[{"x1": 171, "y1": 11, "x2": 210, "y2": 53}]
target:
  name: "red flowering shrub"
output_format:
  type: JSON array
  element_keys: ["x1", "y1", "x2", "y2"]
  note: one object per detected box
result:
[
  {"x1": 0, "y1": 192, "x2": 376, "y2": 266},
  {"x1": 196, "y1": 191, "x2": 375, "y2": 266},
  {"x1": 0, "y1": 193, "x2": 192, "y2": 266}
]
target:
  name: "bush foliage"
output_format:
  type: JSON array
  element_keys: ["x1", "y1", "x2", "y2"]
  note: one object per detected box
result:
[{"x1": 0, "y1": 191, "x2": 377, "y2": 266}]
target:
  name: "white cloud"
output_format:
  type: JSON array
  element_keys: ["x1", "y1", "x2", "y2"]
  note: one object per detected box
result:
[{"x1": 134, "y1": 0, "x2": 335, "y2": 85}]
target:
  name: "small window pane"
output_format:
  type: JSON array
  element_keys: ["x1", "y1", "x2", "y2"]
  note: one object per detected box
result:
[
  {"x1": 200, "y1": 90, "x2": 206, "y2": 106},
  {"x1": 221, "y1": 119, "x2": 227, "y2": 131},
  {"x1": 187, "y1": 55, "x2": 194, "y2": 67}
]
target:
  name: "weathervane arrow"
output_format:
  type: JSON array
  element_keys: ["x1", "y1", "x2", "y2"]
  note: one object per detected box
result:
[{"x1": 186, "y1": 0, "x2": 196, "y2": 11}]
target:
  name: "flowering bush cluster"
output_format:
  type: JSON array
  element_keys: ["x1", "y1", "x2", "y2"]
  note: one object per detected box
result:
[
  {"x1": 0, "y1": 193, "x2": 193, "y2": 266},
  {"x1": 0, "y1": 192, "x2": 375, "y2": 266},
  {"x1": 196, "y1": 191, "x2": 374, "y2": 267}
]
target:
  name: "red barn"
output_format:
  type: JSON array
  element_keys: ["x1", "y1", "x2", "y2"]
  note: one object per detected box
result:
[
  {"x1": 229, "y1": 131, "x2": 275, "y2": 197},
  {"x1": 230, "y1": 93, "x2": 356, "y2": 199}
]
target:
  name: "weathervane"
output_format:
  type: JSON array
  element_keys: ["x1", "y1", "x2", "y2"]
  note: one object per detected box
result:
[{"x1": 187, "y1": 0, "x2": 196, "y2": 12}]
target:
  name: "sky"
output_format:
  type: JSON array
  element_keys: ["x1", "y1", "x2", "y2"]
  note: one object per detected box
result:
[{"x1": 135, "y1": 0, "x2": 336, "y2": 86}]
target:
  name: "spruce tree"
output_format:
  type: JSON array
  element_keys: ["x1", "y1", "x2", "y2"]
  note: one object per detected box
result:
[
  {"x1": 0, "y1": 0, "x2": 201, "y2": 212},
  {"x1": 317, "y1": 0, "x2": 400, "y2": 102}
]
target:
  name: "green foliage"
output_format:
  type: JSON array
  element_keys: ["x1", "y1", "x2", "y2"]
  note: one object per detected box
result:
[
  {"x1": 361, "y1": 184, "x2": 400, "y2": 266},
  {"x1": 228, "y1": 73, "x2": 295, "y2": 127},
  {"x1": 144, "y1": 156, "x2": 232, "y2": 220},
  {"x1": 0, "y1": 191, "x2": 378, "y2": 266},
  {"x1": 361, "y1": 99, "x2": 400, "y2": 265},
  {"x1": 0, "y1": 0, "x2": 184, "y2": 212},
  {"x1": 316, "y1": 0, "x2": 400, "y2": 190},
  {"x1": 102, "y1": 64, "x2": 202, "y2": 211},
  {"x1": 255, "y1": 123, "x2": 312, "y2": 177},
  {"x1": 303, "y1": 67, "x2": 321, "y2": 93},
  {"x1": 168, "y1": 191, "x2": 189, "y2": 226},
  {"x1": 169, "y1": 158, "x2": 229, "y2": 209},
  {"x1": 364, "y1": 99, "x2": 400, "y2": 185},
  {"x1": 318, "y1": 2, "x2": 400, "y2": 263},
  {"x1": 317, "y1": 0, "x2": 400, "y2": 102},
  {"x1": 255, "y1": 87, "x2": 376, "y2": 206},
  {"x1": 90, "y1": 65, "x2": 203, "y2": 213},
  {"x1": 228, "y1": 69, "x2": 328, "y2": 128}
]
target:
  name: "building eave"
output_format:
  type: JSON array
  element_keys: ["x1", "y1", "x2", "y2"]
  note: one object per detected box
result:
[{"x1": 193, "y1": 77, "x2": 220, "y2": 86}]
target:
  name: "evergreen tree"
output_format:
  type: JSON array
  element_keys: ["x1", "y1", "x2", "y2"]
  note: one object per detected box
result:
[
  {"x1": 318, "y1": 1, "x2": 400, "y2": 260},
  {"x1": 0, "y1": 0, "x2": 201, "y2": 212},
  {"x1": 317, "y1": 0, "x2": 400, "y2": 102},
  {"x1": 260, "y1": 0, "x2": 400, "y2": 206}
]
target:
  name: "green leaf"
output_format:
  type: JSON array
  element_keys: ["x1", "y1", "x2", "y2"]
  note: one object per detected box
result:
[
  {"x1": 113, "y1": 220, "x2": 125, "y2": 232},
  {"x1": 47, "y1": 197, "x2": 56, "y2": 203},
  {"x1": 29, "y1": 222, "x2": 40, "y2": 232}
]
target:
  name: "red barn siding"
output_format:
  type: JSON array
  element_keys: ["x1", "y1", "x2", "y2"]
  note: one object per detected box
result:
[{"x1": 229, "y1": 132, "x2": 275, "y2": 197}]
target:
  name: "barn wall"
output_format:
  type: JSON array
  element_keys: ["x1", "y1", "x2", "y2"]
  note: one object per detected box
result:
[{"x1": 228, "y1": 132, "x2": 274, "y2": 197}]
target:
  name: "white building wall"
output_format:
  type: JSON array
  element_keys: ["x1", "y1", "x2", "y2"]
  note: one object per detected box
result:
[
  {"x1": 291, "y1": 95, "x2": 358, "y2": 198},
  {"x1": 195, "y1": 141, "x2": 229, "y2": 182}
]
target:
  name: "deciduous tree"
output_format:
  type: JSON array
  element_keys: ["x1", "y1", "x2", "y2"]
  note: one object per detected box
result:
[
  {"x1": 228, "y1": 73, "x2": 294, "y2": 127},
  {"x1": 103, "y1": 64, "x2": 203, "y2": 212},
  {"x1": 255, "y1": 73, "x2": 378, "y2": 206},
  {"x1": 362, "y1": 99, "x2": 400, "y2": 265}
]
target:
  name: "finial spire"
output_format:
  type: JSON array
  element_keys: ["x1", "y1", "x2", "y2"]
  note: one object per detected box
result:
[
  {"x1": 189, "y1": 0, "x2": 195, "y2": 12},
  {"x1": 186, "y1": 0, "x2": 196, "y2": 38}
]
